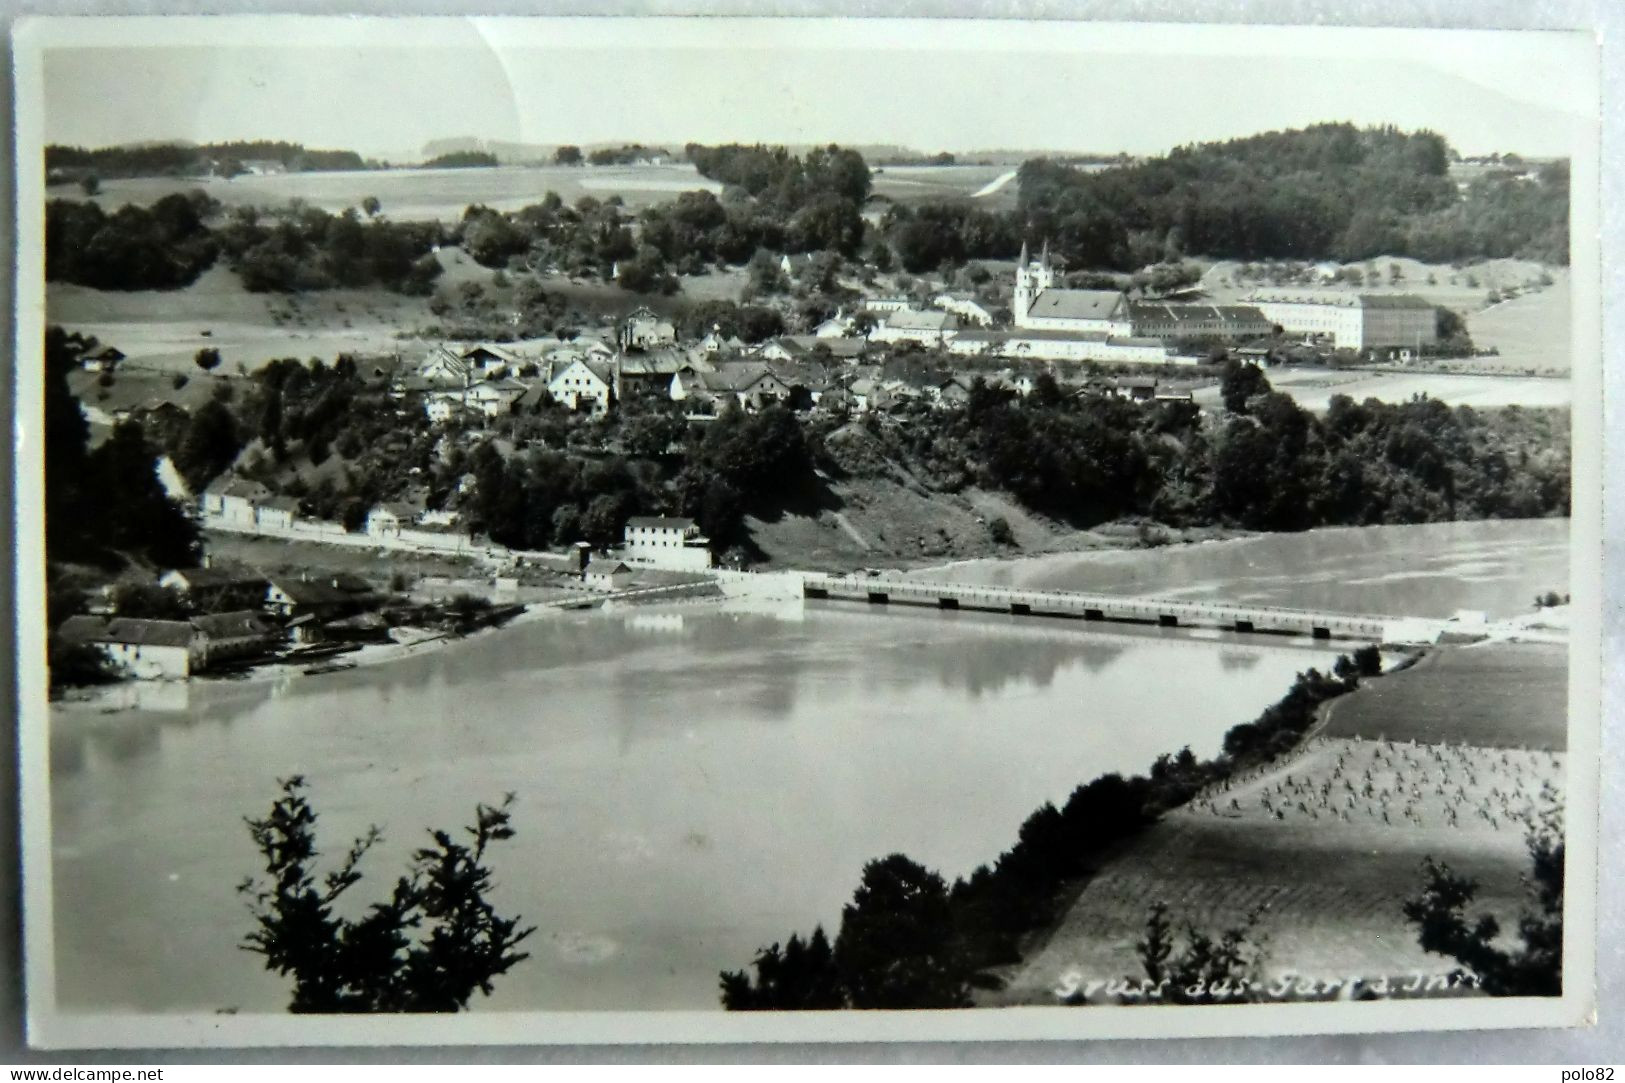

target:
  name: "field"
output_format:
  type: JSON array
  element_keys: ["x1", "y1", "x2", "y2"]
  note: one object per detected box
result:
[
  {"x1": 1190, "y1": 366, "x2": 1573, "y2": 413},
  {"x1": 1323, "y1": 642, "x2": 1569, "y2": 750},
  {"x1": 51, "y1": 163, "x2": 726, "y2": 222},
  {"x1": 991, "y1": 642, "x2": 1567, "y2": 1005},
  {"x1": 868, "y1": 164, "x2": 1019, "y2": 209},
  {"x1": 1467, "y1": 276, "x2": 1573, "y2": 372},
  {"x1": 54, "y1": 161, "x2": 1019, "y2": 223}
]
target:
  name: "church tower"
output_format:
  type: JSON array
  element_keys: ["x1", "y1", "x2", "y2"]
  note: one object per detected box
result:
[{"x1": 1013, "y1": 239, "x2": 1053, "y2": 329}]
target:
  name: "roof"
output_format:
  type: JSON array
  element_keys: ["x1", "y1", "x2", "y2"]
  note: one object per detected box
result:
[
  {"x1": 1129, "y1": 302, "x2": 1270, "y2": 324},
  {"x1": 203, "y1": 476, "x2": 274, "y2": 500},
  {"x1": 63, "y1": 616, "x2": 196, "y2": 648},
  {"x1": 161, "y1": 566, "x2": 266, "y2": 590},
  {"x1": 189, "y1": 611, "x2": 273, "y2": 638},
  {"x1": 586, "y1": 560, "x2": 633, "y2": 575},
  {"x1": 1025, "y1": 289, "x2": 1126, "y2": 321},
  {"x1": 1358, "y1": 293, "x2": 1435, "y2": 310},
  {"x1": 267, "y1": 577, "x2": 354, "y2": 606},
  {"x1": 620, "y1": 350, "x2": 699, "y2": 376},
  {"x1": 881, "y1": 309, "x2": 958, "y2": 332},
  {"x1": 694, "y1": 363, "x2": 782, "y2": 393},
  {"x1": 782, "y1": 336, "x2": 868, "y2": 359},
  {"x1": 259, "y1": 495, "x2": 301, "y2": 513},
  {"x1": 627, "y1": 516, "x2": 696, "y2": 531},
  {"x1": 550, "y1": 358, "x2": 615, "y2": 386},
  {"x1": 1246, "y1": 290, "x2": 1435, "y2": 311}
]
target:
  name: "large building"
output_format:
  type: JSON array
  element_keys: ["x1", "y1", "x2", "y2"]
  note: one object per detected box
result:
[
  {"x1": 621, "y1": 516, "x2": 714, "y2": 571},
  {"x1": 1243, "y1": 290, "x2": 1438, "y2": 351},
  {"x1": 1012, "y1": 243, "x2": 1132, "y2": 335},
  {"x1": 1127, "y1": 301, "x2": 1276, "y2": 342}
]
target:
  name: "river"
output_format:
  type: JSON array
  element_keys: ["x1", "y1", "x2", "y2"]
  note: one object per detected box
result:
[{"x1": 44, "y1": 519, "x2": 1568, "y2": 1016}]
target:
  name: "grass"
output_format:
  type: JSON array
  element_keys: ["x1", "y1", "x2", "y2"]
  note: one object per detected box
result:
[
  {"x1": 1322, "y1": 642, "x2": 1569, "y2": 750},
  {"x1": 1193, "y1": 367, "x2": 1573, "y2": 413},
  {"x1": 869, "y1": 164, "x2": 1018, "y2": 210}
]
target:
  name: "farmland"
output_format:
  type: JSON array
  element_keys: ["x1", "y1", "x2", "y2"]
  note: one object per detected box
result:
[
  {"x1": 50, "y1": 160, "x2": 1020, "y2": 223},
  {"x1": 990, "y1": 640, "x2": 1568, "y2": 1005},
  {"x1": 50, "y1": 163, "x2": 727, "y2": 222}
]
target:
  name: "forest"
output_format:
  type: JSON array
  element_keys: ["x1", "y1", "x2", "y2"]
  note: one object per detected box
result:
[
  {"x1": 43, "y1": 126, "x2": 1568, "y2": 298},
  {"x1": 45, "y1": 140, "x2": 368, "y2": 179}
]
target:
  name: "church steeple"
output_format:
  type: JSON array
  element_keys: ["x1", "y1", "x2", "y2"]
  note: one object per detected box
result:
[
  {"x1": 1040, "y1": 239, "x2": 1051, "y2": 269},
  {"x1": 1019, "y1": 239, "x2": 1030, "y2": 267}
]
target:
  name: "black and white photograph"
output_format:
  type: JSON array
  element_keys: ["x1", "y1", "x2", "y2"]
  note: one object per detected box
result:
[{"x1": 11, "y1": 16, "x2": 1602, "y2": 1048}]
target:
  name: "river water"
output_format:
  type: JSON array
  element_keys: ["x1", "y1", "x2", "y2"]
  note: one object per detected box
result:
[{"x1": 45, "y1": 519, "x2": 1568, "y2": 1015}]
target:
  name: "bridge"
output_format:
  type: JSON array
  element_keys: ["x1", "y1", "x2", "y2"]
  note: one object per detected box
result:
[{"x1": 802, "y1": 573, "x2": 1443, "y2": 644}]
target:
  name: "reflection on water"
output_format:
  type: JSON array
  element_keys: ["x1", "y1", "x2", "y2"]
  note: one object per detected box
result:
[
  {"x1": 47, "y1": 521, "x2": 1563, "y2": 1015},
  {"x1": 50, "y1": 601, "x2": 1341, "y2": 1015},
  {"x1": 929, "y1": 519, "x2": 1570, "y2": 620}
]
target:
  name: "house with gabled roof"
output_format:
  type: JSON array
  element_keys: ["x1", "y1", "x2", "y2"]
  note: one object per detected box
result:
[
  {"x1": 549, "y1": 358, "x2": 616, "y2": 415},
  {"x1": 200, "y1": 476, "x2": 274, "y2": 527},
  {"x1": 869, "y1": 308, "x2": 960, "y2": 347}
]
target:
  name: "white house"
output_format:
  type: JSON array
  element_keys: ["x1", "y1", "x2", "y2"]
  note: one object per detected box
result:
[
  {"x1": 669, "y1": 364, "x2": 792, "y2": 413},
  {"x1": 584, "y1": 559, "x2": 636, "y2": 592},
  {"x1": 256, "y1": 495, "x2": 300, "y2": 532},
  {"x1": 200, "y1": 476, "x2": 275, "y2": 527},
  {"x1": 548, "y1": 359, "x2": 616, "y2": 415},
  {"x1": 58, "y1": 616, "x2": 201, "y2": 679},
  {"x1": 366, "y1": 502, "x2": 421, "y2": 538},
  {"x1": 869, "y1": 308, "x2": 960, "y2": 347},
  {"x1": 813, "y1": 310, "x2": 856, "y2": 338},
  {"x1": 621, "y1": 516, "x2": 714, "y2": 571},
  {"x1": 932, "y1": 292, "x2": 995, "y2": 327},
  {"x1": 1243, "y1": 290, "x2": 1437, "y2": 351},
  {"x1": 465, "y1": 378, "x2": 529, "y2": 418}
]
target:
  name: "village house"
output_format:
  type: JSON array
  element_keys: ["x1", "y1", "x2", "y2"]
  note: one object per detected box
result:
[
  {"x1": 158, "y1": 565, "x2": 270, "y2": 611},
  {"x1": 932, "y1": 292, "x2": 995, "y2": 327},
  {"x1": 58, "y1": 616, "x2": 201, "y2": 680},
  {"x1": 366, "y1": 501, "x2": 422, "y2": 538},
  {"x1": 414, "y1": 345, "x2": 476, "y2": 389},
  {"x1": 199, "y1": 476, "x2": 275, "y2": 527},
  {"x1": 583, "y1": 558, "x2": 637, "y2": 592},
  {"x1": 465, "y1": 377, "x2": 529, "y2": 418},
  {"x1": 756, "y1": 335, "x2": 869, "y2": 365},
  {"x1": 697, "y1": 329, "x2": 747, "y2": 356},
  {"x1": 187, "y1": 611, "x2": 278, "y2": 664},
  {"x1": 617, "y1": 349, "x2": 704, "y2": 400},
  {"x1": 869, "y1": 308, "x2": 960, "y2": 347},
  {"x1": 930, "y1": 376, "x2": 974, "y2": 407},
  {"x1": 548, "y1": 358, "x2": 616, "y2": 415},
  {"x1": 813, "y1": 310, "x2": 856, "y2": 338},
  {"x1": 264, "y1": 576, "x2": 359, "y2": 621},
  {"x1": 256, "y1": 495, "x2": 300, "y2": 532},
  {"x1": 459, "y1": 343, "x2": 520, "y2": 377},
  {"x1": 670, "y1": 364, "x2": 792, "y2": 413},
  {"x1": 861, "y1": 296, "x2": 913, "y2": 314},
  {"x1": 620, "y1": 307, "x2": 677, "y2": 351},
  {"x1": 621, "y1": 516, "x2": 714, "y2": 571}
]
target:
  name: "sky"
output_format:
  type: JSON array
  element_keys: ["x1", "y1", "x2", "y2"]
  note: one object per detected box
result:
[{"x1": 30, "y1": 18, "x2": 1597, "y2": 161}]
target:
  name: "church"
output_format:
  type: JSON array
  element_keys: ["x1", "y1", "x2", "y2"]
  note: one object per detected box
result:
[{"x1": 1012, "y1": 241, "x2": 1133, "y2": 336}]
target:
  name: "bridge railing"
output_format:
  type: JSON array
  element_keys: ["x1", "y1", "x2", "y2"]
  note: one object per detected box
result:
[{"x1": 814, "y1": 574, "x2": 1396, "y2": 635}]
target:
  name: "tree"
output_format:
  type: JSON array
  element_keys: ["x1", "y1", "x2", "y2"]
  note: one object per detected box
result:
[
  {"x1": 1218, "y1": 359, "x2": 1270, "y2": 415},
  {"x1": 361, "y1": 196, "x2": 381, "y2": 218},
  {"x1": 195, "y1": 347, "x2": 223, "y2": 372},
  {"x1": 1403, "y1": 796, "x2": 1563, "y2": 996},
  {"x1": 553, "y1": 145, "x2": 583, "y2": 167},
  {"x1": 79, "y1": 174, "x2": 100, "y2": 197},
  {"x1": 238, "y1": 777, "x2": 535, "y2": 1013},
  {"x1": 173, "y1": 399, "x2": 242, "y2": 492},
  {"x1": 833, "y1": 854, "x2": 970, "y2": 1009},
  {"x1": 111, "y1": 582, "x2": 190, "y2": 619},
  {"x1": 1119, "y1": 901, "x2": 1270, "y2": 1005},
  {"x1": 720, "y1": 927, "x2": 845, "y2": 1010}
]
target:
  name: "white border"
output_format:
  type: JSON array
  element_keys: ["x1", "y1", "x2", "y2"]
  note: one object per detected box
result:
[{"x1": 10, "y1": 14, "x2": 1603, "y2": 1050}]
